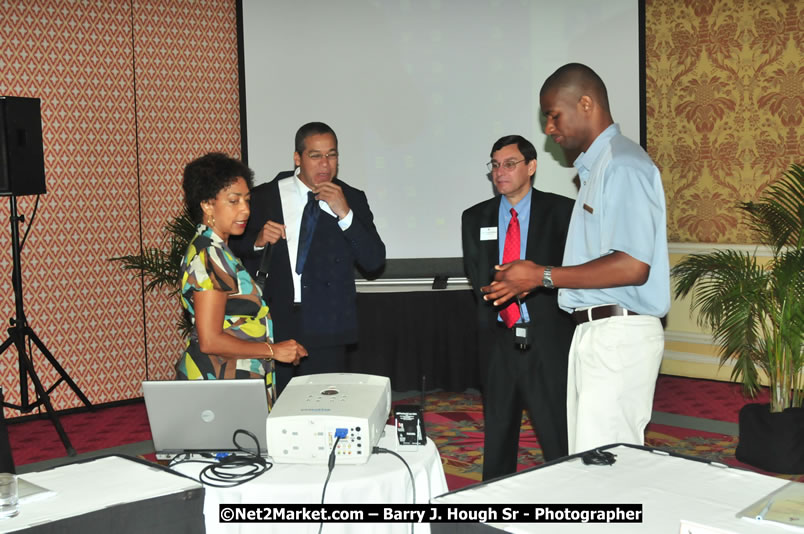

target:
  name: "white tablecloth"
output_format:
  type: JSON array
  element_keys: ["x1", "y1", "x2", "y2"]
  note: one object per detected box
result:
[
  {"x1": 0, "y1": 456, "x2": 202, "y2": 532},
  {"x1": 432, "y1": 445, "x2": 789, "y2": 533},
  {"x1": 173, "y1": 424, "x2": 448, "y2": 534}
]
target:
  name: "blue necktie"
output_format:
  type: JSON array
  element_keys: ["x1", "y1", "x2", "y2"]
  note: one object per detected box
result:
[{"x1": 296, "y1": 191, "x2": 320, "y2": 274}]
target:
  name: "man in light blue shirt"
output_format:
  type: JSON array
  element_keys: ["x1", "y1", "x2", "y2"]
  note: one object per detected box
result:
[{"x1": 483, "y1": 63, "x2": 670, "y2": 454}]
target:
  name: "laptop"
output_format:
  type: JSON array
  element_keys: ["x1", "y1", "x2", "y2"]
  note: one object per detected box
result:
[{"x1": 142, "y1": 379, "x2": 270, "y2": 459}]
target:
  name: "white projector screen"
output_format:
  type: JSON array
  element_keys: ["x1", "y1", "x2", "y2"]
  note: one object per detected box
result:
[{"x1": 239, "y1": 0, "x2": 642, "y2": 263}]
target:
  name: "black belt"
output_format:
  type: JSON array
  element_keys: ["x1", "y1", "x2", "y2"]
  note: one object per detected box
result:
[{"x1": 572, "y1": 305, "x2": 638, "y2": 324}]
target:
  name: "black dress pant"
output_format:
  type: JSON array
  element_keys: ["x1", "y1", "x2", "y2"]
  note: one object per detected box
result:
[
  {"x1": 272, "y1": 304, "x2": 349, "y2": 395},
  {"x1": 481, "y1": 323, "x2": 569, "y2": 481},
  {"x1": 275, "y1": 344, "x2": 347, "y2": 395}
]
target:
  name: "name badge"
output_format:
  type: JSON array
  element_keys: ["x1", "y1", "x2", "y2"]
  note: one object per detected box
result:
[{"x1": 480, "y1": 227, "x2": 497, "y2": 241}]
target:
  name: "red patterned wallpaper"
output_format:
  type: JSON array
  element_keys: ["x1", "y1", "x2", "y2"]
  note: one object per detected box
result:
[
  {"x1": 132, "y1": 0, "x2": 242, "y2": 381},
  {"x1": 645, "y1": 0, "x2": 803, "y2": 243},
  {"x1": 0, "y1": 0, "x2": 240, "y2": 415}
]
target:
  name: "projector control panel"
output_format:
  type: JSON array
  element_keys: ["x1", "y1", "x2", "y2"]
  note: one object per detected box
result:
[
  {"x1": 265, "y1": 373, "x2": 391, "y2": 465},
  {"x1": 269, "y1": 420, "x2": 372, "y2": 464}
]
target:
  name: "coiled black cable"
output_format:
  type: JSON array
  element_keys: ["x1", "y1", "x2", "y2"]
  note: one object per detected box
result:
[{"x1": 169, "y1": 429, "x2": 272, "y2": 488}]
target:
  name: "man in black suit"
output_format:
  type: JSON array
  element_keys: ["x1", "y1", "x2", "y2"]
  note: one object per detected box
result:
[
  {"x1": 462, "y1": 135, "x2": 575, "y2": 480},
  {"x1": 231, "y1": 122, "x2": 385, "y2": 393}
]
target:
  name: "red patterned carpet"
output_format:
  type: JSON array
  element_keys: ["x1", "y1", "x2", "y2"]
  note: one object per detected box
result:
[
  {"x1": 7, "y1": 402, "x2": 151, "y2": 466},
  {"x1": 420, "y1": 392, "x2": 710, "y2": 490},
  {"x1": 6, "y1": 374, "x2": 799, "y2": 491},
  {"x1": 651, "y1": 374, "x2": 770, "y2": 423},
  {"x1": 420, "y1": 386, "x2": 803, "y2": 491}
]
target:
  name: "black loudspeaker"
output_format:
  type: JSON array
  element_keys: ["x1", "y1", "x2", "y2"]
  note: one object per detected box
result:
[{"x1": 0, "y1": 96, "x2": 46, "y2": 196}]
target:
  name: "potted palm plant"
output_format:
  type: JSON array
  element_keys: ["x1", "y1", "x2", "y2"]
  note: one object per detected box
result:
[
  {"x1": 109, "y1": 207, "x2": 197, "y2": 336},
  {"x1": 671, "y1": 163, "x2": 804, "y2": 474}
]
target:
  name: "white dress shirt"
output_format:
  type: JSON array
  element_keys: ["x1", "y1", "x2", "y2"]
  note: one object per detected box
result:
[{"x1": 277, "y1": 168, "x2": 353, "y2": 303}]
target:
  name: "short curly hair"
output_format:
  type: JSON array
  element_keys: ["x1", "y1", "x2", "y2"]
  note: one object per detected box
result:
[{"x1": 182, "y1": 153, "x2": 254, "y2": 224}]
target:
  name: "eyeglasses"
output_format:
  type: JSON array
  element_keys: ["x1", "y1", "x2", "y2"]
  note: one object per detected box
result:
[
  {"x1": 487, "y1": 159, "x2": 525, "y2": 172},
  {"x1": 307, "y1": 152, "x2": 339, "y2": 162}
]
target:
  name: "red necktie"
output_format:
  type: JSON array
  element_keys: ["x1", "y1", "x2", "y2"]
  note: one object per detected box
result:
[{"x1": 499, "y1": 208, "x2": 521, "y2": 328}]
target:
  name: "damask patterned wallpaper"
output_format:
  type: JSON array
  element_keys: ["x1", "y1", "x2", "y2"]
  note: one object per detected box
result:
[
  {"x1": 0, "y1": 0, "x2": 240, "y2": 413},
  {"x1": 645, "y1": 0, "x2": 803, "y2": 243}
]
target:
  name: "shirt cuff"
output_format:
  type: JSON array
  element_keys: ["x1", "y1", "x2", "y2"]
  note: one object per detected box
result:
[
  {"x1": 253, "y1": 245, "x2": 265, "y2": 251},
  {"x1": 338, "y1": 209, "x2": 353, "y2": 230}
]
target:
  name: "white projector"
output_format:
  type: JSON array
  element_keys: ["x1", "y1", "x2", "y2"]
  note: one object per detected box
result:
[{"x1": 265, "y1": 373, "x2": 391, "y2": 464}]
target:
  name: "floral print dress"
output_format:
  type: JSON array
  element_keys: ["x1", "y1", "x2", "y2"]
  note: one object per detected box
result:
[{"x1": 175, "y1": 224, "x2": 276, "y2": 408}]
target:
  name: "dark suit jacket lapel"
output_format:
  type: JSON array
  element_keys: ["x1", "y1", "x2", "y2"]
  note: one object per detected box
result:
[
  {"x1": 481, "y1": 197, "x2": 502, "y2": 279},
  {"x1": 269, "y1": 177, "x2": 291, "y2": 279},
  {"x1": 523, "y1": 188, "x2": 551, "y2": 318},
  {"x1": 268, "y1": 176, "x2": 286, "y2": 225},
  {"x1": 526, "y1": 188, "x2": 546, "y2": 261}
]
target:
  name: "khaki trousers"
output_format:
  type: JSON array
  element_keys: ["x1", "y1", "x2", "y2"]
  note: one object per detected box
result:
[{"x1": 566, "y1": 314, "x2": 664, "y2": 454}]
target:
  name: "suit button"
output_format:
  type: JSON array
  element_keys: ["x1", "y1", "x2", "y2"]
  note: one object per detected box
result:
[
  {"x1": 335, "y1": 258, "x2": 341, "y2": 263},
  {"x1": 326, "y1": 282, "x2": 331, "y2": 287}
]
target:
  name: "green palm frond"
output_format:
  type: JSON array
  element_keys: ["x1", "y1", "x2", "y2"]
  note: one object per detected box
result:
[
  {"x1": 772, "y1": 249, "x2": 804, "y2": 383},
  {"x1": 740, "y1": 163, "x2": 804, "y2": 252},
  {"x1": 177, "y1": 310, "x2": 193, "y2": 340},
  {"x1": 109, "y1": 208, "x2": 198, "y2": 337},
  {"x1": 111, "y1": 246, "x2": 181, "y2": 294},
  {"x1": 166, "y1": 206, "x2": 197, "y2": 243},
  {"x1": 671, "y1": 163, "x2": 804, "y2": 412},
  {"x1": 672, "y1": 250, "x2": 769, "y2": 394}
]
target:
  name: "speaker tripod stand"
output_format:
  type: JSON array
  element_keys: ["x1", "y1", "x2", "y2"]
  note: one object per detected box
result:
[{"x1": 0, "y1": 195, "x2": 92, "y2": 456}]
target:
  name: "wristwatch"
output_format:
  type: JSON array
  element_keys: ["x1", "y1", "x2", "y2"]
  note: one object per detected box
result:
[{"x1": 542, "y1": 266, "x2": 554, "y2": 289}]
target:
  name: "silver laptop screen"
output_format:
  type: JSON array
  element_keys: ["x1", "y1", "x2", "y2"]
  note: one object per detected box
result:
[{"x1": 142, "y1": 379, "x2": 270, "y2": 456}]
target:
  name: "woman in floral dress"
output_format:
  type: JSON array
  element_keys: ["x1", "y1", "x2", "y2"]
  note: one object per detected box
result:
[{"x1": 176, "y1": 152, "x2": 307, "y2": 408}]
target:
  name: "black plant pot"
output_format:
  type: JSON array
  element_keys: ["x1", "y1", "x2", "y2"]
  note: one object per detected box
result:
[{"x1": 736, "y1": 403, "x2": 804, "y2": 474}]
